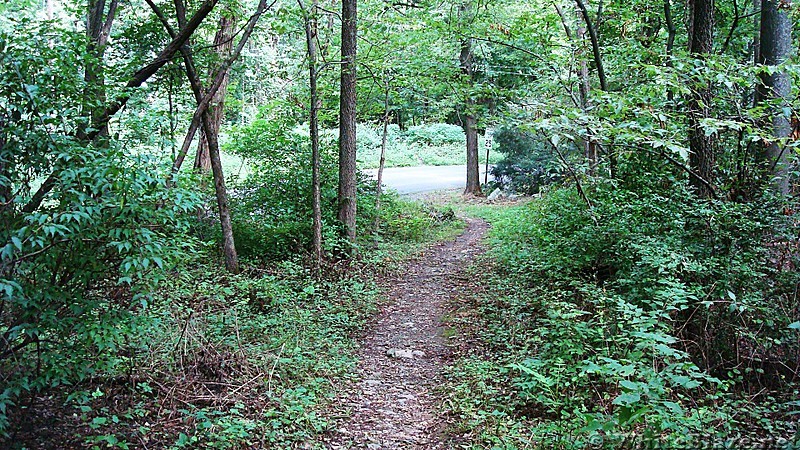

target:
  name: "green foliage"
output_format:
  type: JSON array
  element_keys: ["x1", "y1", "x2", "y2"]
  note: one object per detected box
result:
[
  {"x1": 404, "y1": 123, "x2": 465, "y2": 146},
  {"x1": 444, "y1": 180, "x2": 800, "y2": 448},
  {"x1": 224, "y1": 110, "x2": 338, "y2": 259},
  {"x1": 0, "y1": 146, "x2": 201, "y2": 436},
  {"x1": 490, "y1": 126, "x2": 561, "y2": 194},
  {"x1": 356, "y1": 122, "x2": 501, "y2": 169}
]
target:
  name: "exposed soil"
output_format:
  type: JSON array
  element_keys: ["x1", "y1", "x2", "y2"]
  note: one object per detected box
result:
[{"x1": 319, "y1": 217, "x2": 489, "y2": 449}]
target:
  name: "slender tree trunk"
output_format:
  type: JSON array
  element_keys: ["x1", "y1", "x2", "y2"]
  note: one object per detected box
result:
[
  {"x1": 0, "y1": 117, "x2": 9, "y2": 218},
  {"x1": 573, "y1": 0, "x2": 608, "y2": 174},
  {"x1": 146, "y1": 0, "x2": 270, "y2": 273},
  {"x1": 576, "y1": 14, "x2": 596, "y2": 174},
  {"x1": 575, "y1": 0, "x2": 608, "y2": 92},
  {"x1": 195, "y1": 13, "x2": 236, "y2": 173},
  {"x1": 374, "y1": 88, "x2": 390, "y2": 241},
  {"x1": 664, "y1": 0, "x2": 676, "y2": 103},
  {"x1": 554, "y1": 2, "x2": 595, "y2": 173},
  {"x1": 84, "y1": 0, "x2": 119, "y2": 139},
  {"x1": 338, "y1": 0, "x2": 358, "y2": 245},
  {"x1": 304, "y1": 0, "x2": 323, "y2": 270},
  {"x1": 755, "y1": 0, "x2": 792, "y2": 194},
  {"x1": 204, "y1": 113, "x2": 239, "y2": 273},
  {"x1": 753, "y1": 0, "x2": 762, "y2": 66},
  {"x1": 687, "y1": 0, "x2": 716, "y2": 198},
  {"x1": 459, "y1": 5, "x2": 481, "y2": 196}
]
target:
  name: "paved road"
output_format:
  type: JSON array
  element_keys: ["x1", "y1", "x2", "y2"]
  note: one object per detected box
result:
[{"x1": 365, "y1": 165, "x2": 492, "y2": 195}]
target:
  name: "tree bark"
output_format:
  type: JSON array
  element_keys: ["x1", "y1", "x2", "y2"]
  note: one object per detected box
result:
[
  {"x1": 575, "y1": 0, "x2": 608, "y2": 92},
  {"x1": 374, "y1": 88, "x2": 390, "y2": 240},
  {"x1": 753, "y1": 0, "x2": 762, "y2": 66},
  {"x1": 664, "y1": 0, "x2": 676, "y2": 103},
  {"x1": 166, "y1": 0, "x2": 268, "y2": 176},
  {"x1": 687, "y1": 0, "x2": 717, "y2": 198},
  {"x1": 203, "y1": 112, "x2": 239, "y2": 273},
  {"x1": 147, "y1": 0, "x2": 271, "y2": 273},
  {"x1": 195, "y1": 13, "x2": 236, "y2": 174},
  {"x1": 459, "y1": 5, "x2": 481, "y2": 196},
  {"x1": 755, "y1": 0, "x2": 792, "y2": 194},
  {"x1": 84, "y1": 0, "x2": 118, "y2": 139},
  {"x1": 303, "y1": 0, "x2": 323, "y2": 270},
  {"x1": 338, "y1": 0, "x2": 358, "y2": 246}
]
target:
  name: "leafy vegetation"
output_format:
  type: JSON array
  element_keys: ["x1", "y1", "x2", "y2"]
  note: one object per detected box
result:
[
  {"x1": 444, "y1": 183, "x2": 799, "y2": 447},
  {"x1": 2, "y1": 0, "x2": 799, "y2": 447}
]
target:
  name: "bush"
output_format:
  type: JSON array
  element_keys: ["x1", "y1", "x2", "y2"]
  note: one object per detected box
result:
[
  {"x1": 0, "y1": 147, "x2": 202, "y2": 435},
  {"x1": 490, "y1": 126, "x2": 561, "y2": 194},
  {"x1": 446, "y1": 179, "x2": 800, "y2": 447},
  {"x1": 404, "y1": 123, "x2": 465, "y2": 146}
]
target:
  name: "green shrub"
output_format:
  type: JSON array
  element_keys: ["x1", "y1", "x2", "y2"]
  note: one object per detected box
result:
[
  {"x1": 490, "y1": 126, "x2": 562, "y2": 194},
  {"x1": 446, "y1": 179, "x2": 800, "y2": 447},
  {"x1": 0, "y1": 147, "x2": 202, "y2": 435},
  {"x1": 404, "y1": 123, "x2": 465, "y2": 146}
]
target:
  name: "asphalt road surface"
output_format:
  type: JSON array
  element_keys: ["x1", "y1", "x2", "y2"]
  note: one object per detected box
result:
[{"x1": 365, "y1": 165, "x2": 492, "y2": 195}]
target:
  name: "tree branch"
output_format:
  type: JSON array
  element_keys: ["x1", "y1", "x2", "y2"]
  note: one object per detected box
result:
[{"x1": 21, "y1": 0, "x2": 220, "y2": 214}]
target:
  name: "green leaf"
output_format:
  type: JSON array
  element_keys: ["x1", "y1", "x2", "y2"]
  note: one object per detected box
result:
[{"x1": 613, "y1": 392, "x2": 641, "y2": 406}]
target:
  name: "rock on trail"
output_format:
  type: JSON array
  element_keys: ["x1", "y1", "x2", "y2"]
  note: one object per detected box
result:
[{"x1": 319, "y1": 218, "x2": 489, "y2": 449}]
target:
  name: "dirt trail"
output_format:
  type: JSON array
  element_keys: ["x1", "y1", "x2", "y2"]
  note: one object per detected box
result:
[{"x1": 320, "y1": 218, "x2": 489, "y2": 449}]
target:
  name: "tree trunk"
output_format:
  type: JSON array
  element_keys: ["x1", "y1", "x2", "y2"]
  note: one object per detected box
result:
[
  {"x1": 753, "y1": 0, "x2": 762, "y2": 66},
  {"x1": 575, "y1": 0, "x2": 608, "y2": 92},
  {"x1": 84, "y1": 0, "x2": 119, "y2": 139},
  {"x1": 755, "y1": 0, "x2": 792, "y2": 194},
  {"x1": 146, "y1": 0, "x2": 271, "y2": 273},
  {"x1": 576, "y1": 13, "x2": 597, "y2": 174},
  {"x1": 338, "y1": 0, "x2": 358, "y2": 246},
  {"x1": 204, "y1": 112, "x2": 239, "y2": 273},
  {"x1": 373, "y1": 88, "x2": 390, "y2": 241},
  {"x1": 195, "y1": 13, "x2": 236, "y2": 174},
  {"x1": 0, "y1": 117, "x2": 9, "y2": 218},
  {"x1": 664, "y1": 0, "x2": 676, "y2": 103},
  {"x1": 463, "y1": 113, "x2": 481, "y2": 196},
  {"x1": 304, "y1": 0, "x2": 323, "y2": 270},
  {"x1": 459, "y1": 7, "x2": 482, "y2": 197},
  {"x1": 687, "y1": 0, "x2": 716, "y2": 198}
]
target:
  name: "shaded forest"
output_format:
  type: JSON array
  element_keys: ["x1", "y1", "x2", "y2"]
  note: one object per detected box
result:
[{"x1": 1, "y1": 0, "x2": 799, "y2": 447}]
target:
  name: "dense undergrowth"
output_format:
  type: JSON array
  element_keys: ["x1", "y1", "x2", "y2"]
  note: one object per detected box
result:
[
  {"x1": 1, "y1": 188, "x2": 461, "y2": 449},
  {"x1": 0, "y1": 103, "x2": 463, "y2": 448},
  {"x1": 443, "y1": 180, "x2": 800, "y2": 449}
]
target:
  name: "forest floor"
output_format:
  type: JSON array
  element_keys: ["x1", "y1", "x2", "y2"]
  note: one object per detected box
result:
[{"x1": 317, "y1": 216, "x2": 490, "y2": 449}]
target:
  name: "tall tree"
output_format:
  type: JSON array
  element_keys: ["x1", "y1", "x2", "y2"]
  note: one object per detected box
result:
[
  {"x1": 146, "y1": 0, "x2": 271, "y2": 273},
  {"x1": 755, "y1": 0, "x2": 792, "y2": 194},
  {"x1": 459, "y1": 2, "x2": 481, "y2": 196},
  {"x1": 300, "y1": 0, "x2": 324, "y2": 269},
  {"x1": 338, "y1": 0, "x2": 358, "y2": 245},
  {"x1": 687, "y1": 0, "x2": 716, "y2": 198}
]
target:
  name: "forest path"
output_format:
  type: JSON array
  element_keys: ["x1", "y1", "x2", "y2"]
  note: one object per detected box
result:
[{"x1": 318, "y1": 217, "x2": 489, "y2": 449}]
